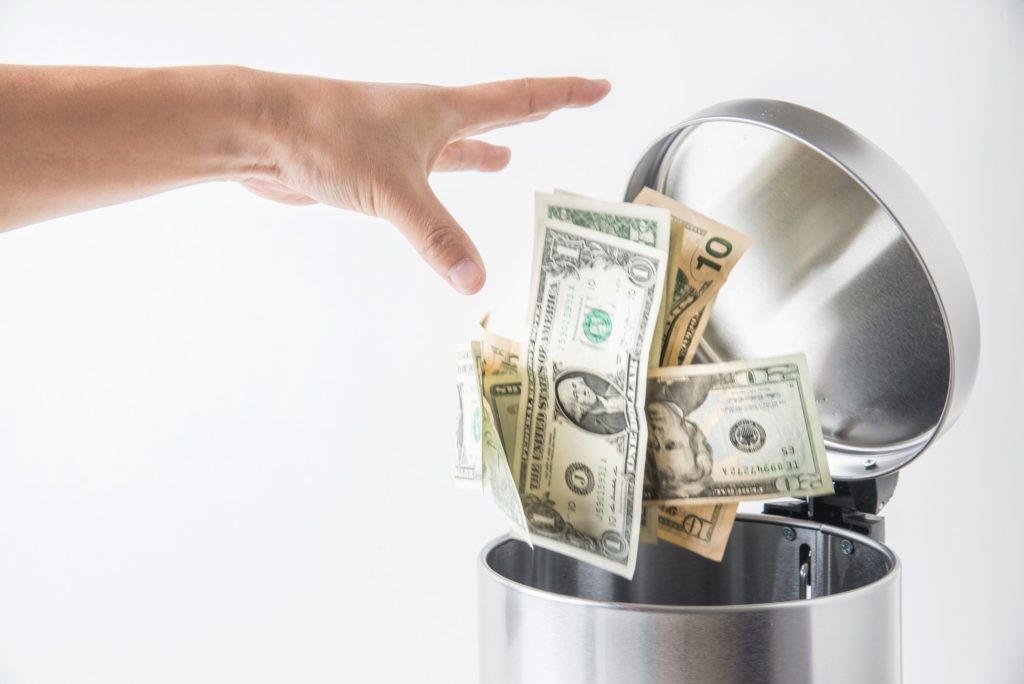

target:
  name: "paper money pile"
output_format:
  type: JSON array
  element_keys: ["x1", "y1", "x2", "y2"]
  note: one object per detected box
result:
[{"x1": 455, "y1": 188, "x2": 834, "y2": 578}]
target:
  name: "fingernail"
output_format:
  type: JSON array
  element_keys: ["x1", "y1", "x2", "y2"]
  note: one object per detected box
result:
[
  {"x1": 448, "y1": 258, "x2": 484, "y2": 294},
  {"x1": 589, "y1": 79, "x2": 612, "y2": 95}
]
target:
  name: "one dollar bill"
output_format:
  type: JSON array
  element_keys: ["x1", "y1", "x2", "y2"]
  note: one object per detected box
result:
[
  {"x1": 472, "y1": 343, "x2": 531, "y2": 543},
  {"x1": 480, "y1": 327, "x2": 523, "y2": 467},
  {"x1": 541, "y1": 190, "x2": 670, "y2": 251},
  {"x1": 514, "y1": 217, "x2": 668, "y2": 578},
  {"x1": 455, "y1": 339, "x2": 531, "y2": 540},
  {"x1": 454, "y1": 344, "x2": 483, "y2": 489},
  {"x1": 639, "y1": 505, "x2": 659, "y2": 544},
  {"x1": 543, "y1": 190, "x2": 672, "y2": 367},
  {"x1": 644, "y1": 354, "x2": 833, "y2": 504}
]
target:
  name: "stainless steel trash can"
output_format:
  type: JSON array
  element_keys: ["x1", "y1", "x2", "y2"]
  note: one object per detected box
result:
[
  {"x1": 481, "y1": 515, "x2": 899, "y2": 683},
  {"x1": 478, "y1": 100, "x2": 979, "y2": 684}
]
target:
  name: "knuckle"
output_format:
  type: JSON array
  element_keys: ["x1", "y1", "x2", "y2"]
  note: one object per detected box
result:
[
  {"x1": 357, "y1": 171, "x2": 394, "y2": 217},
  {"x1": 432, "y1": 86, "x2": 463, "y2": 131},
  {"x1": 420, "y1": 223, "x2": 465, "y2": 264},
  {"x1": 565, "y1": 77, "x2": 579, "y2": 106},
  {"x1": 447, "y1": 142, "x2": 465, "y2": 168},
  {"x1": 517, "y1": 77, "x2": 537, "y2": 116}
]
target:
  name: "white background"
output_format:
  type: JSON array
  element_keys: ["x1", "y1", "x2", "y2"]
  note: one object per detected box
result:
[{"x1": 0, "y1": 1, "x2": 1021, "y2": 682}]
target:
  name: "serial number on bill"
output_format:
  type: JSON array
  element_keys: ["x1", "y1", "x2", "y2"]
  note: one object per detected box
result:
[{"x1": 723, "y1": 459, "x2": 801, "y2": 476}]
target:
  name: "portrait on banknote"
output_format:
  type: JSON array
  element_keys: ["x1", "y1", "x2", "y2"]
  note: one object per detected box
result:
[
  {"x1": 644, "y1": 374, "x2": 719, "y2": 498},
  {"x1": 554, "y1": 370, "x2": 628, "y2": 435}
]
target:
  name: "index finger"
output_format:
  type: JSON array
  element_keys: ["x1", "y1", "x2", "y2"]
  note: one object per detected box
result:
[{"x1": 449, "y1": 77, "x2": 611, "y2": 134}]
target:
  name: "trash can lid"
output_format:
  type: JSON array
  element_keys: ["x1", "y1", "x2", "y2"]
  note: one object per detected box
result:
[{"x1": 626, "y1": 100, "x2": 979, "y2": 482}]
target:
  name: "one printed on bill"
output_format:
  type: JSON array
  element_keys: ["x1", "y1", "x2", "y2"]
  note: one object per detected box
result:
[{"x1": 514, "y1": 215, "x2": 668, "y2": 579}]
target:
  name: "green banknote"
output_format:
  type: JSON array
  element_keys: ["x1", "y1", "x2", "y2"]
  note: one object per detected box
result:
[
  {"x1": 454, "y1": 343, "x2": 483, "y2": 489},
  {"x1": 513, "y1": 216, "x2": 668, "y2": 579},
  {"x1": 645, "y1": 354, "x2": 834, "y2": 504}
]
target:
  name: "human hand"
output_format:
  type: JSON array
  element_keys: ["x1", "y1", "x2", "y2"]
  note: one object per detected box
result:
[{"x1": 239, "y1": 75, "x2": 611, "y2": 294}]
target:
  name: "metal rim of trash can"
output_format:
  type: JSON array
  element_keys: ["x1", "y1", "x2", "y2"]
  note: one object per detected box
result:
[
  {"x1": 479, "y1": 514, "x2": 904, "y2": 682},
  {"x1": 480, "y1": 513, "x2": 900, "y2": 613}
]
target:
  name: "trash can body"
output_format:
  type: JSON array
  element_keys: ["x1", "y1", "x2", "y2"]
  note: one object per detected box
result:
[{"x1": 480, "y1": 515, "x2": 900, "y2": 684}]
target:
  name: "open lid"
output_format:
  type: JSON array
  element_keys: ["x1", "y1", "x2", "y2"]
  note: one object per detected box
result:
[{"x1": 626, "y1": 100, "x2": 979, "y2": 482}]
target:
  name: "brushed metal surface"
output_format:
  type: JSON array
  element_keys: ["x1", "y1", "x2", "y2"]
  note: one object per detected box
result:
[
  {"x1": 625, "y1": 100, "x2": 980, "y2": 480},
  {"x1": 479, "y1": 516, "x2": 901, "y2": 684}
]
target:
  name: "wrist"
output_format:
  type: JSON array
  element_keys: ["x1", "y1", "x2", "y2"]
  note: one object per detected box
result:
[{"x1": 215, "y1": 66, "x2": 293, "y2": 183}]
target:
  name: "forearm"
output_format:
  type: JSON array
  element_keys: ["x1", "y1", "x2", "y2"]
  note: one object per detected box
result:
[
  {"x1": 0, "y1": 65, "x2": 274, "y2": 230},
  {"x1": 0, "y1": 65, "x2": 609, "y2": 293}
]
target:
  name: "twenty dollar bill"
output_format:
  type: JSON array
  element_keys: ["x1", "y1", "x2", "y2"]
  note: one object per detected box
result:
[{"x1": 644, "y1": 354, "x2": 833, "y2": 504}]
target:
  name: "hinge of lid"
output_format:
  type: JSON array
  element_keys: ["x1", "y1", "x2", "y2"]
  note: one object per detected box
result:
[{"x1": 762, "y1": 472, "x2": 899, "y2": 543}]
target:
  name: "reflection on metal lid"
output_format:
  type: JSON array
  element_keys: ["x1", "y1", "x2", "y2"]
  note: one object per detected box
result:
[{"x1": 626, "y1": 100, "x2": 979, "y2": 481}]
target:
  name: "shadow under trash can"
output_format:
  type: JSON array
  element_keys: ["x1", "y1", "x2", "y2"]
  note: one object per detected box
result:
[{"x1": 478, "y1": 100, "x2": 979, "y2": 684}]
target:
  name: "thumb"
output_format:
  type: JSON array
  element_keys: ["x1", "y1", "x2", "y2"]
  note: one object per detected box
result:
[{"x1": 385, "y1": 179, "x2": 486, "y2": 295}]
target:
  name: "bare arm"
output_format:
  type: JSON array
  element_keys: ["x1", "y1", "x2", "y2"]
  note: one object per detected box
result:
[
  {"x1": 0, "y1": 65, "x2": 610, "y2": 293},
  {"x1": 0, "y1": 66, "x2": 266, "y2": 229}
]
